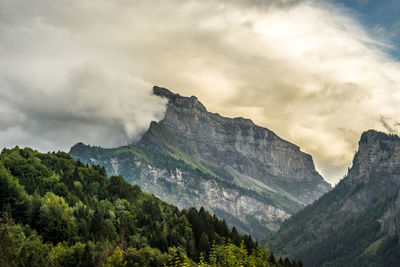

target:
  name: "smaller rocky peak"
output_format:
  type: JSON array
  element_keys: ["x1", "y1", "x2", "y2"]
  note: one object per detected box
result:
[
  {"x1": 355, "y1": 130, "x2": 400, "y2": 160},
  {"x1": 347, "y1": 130, "x2": 400, "y2": 184}
]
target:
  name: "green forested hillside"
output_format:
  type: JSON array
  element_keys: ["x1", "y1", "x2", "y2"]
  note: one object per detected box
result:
[
  {"x1": 270, "y1": 179, "x2": 400, "y2": 266},
  {"x1": 70, "y1": 141, "x2": 302, "y2": 241},
  {"x1": 0, "y1": 146, "x2": 301, "y2": 266}
]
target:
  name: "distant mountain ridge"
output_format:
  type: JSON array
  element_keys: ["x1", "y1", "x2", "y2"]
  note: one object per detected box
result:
[
  {"x1": 70, "y1": 86, "x2": 331, "y2": 242},
  {"x1": 270, "y1": 130, "x2": 400, "y2": 266}
]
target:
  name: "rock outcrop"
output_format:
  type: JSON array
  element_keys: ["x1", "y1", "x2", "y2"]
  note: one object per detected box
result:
[
  {"x1": 145, "y1": 86, "x2": 331, "y2": 204},
  {"x1": 70, "y1": 86, "x2": 331, "y2": 242},
  {"x1": 270, "y1": 130, "x2": 400, "y2": 266}
]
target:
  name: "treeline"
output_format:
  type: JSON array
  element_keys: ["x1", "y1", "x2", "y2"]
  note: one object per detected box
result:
[
  {"x1": 70, "y1": 142, "x2": 301, "y2": 241},
  {"x1": 0, "y1": 147, "x2": 301, "y2": 266}
]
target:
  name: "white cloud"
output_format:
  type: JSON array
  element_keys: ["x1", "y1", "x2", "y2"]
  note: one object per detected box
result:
[{"x1": 1, "y1": 0, "x2": 400, "y2": 184}]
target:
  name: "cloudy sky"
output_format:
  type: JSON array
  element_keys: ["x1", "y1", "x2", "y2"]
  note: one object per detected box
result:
[{"x1": 1, "y1": 0, "x2": 400, "y2": 184}]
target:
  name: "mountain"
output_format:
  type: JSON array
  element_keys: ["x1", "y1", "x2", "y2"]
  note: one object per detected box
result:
[
  {"x1": 270, "y1": 130, "x2": 400, "y2": 266},
  {"x1": 0, "y1": 146, "x2": 301, "y2": 266},
  {"x1": 70, "y1": 86, "x2": 331, "y2": 242}
]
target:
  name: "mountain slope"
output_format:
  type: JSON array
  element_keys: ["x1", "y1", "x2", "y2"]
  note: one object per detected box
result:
[
  {"x1": 0, "y1": 146, "x2": 300, "y2": 266},
  {"x1": 70, "y1": 86, "x2": 331, "y2": 242},
  {"x1": 270, "y1": 130, "x2": 400, "y2": 266}
]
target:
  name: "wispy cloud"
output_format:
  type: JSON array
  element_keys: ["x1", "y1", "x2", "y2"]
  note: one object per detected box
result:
[
  {"x1": 373, "y1": 20, "x2": 400, "y2": 42},
  {"x1": 1, "y1": 0, "x2": 400, "y2": 184}
]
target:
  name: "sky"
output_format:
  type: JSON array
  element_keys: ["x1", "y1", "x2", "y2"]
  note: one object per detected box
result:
[{"x1": 1, "y1": 0, "x2": 400, "y2": 185}]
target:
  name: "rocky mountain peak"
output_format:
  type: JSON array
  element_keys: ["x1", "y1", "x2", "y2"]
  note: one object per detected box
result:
[
  {"x1": 145, "y1": 86, "x2": 331, "y2": 205},
  {"x1": 153, "y1": 86, "x2": 207, "y2": 112},
  {"x1": 348, "y1": 130, "x2": 400, "y2": 184}
]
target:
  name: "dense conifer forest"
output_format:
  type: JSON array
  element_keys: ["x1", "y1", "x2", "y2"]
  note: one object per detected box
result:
[{"x1": 0, "y1": 147, "x2": 301, "y2": 266}]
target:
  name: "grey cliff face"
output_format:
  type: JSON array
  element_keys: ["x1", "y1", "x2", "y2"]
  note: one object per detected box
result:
[
  {"x1": 348, "y1": 130, "x2": 400, "y2": 185},
  {"x1": 351, "y1": 130, "x2": 400, "y2": 239},
  {"x1": 379, "y1": 191, "x2": 400, "y2": 238},
  {"x1": 334, "y1": 130, "x2": 400, "y2": 235},
  {"x1": 138, "y1": 165, "x2": 291, "y2": 236},
  {"x1": 146, "y1": 86, "x2": 331, "y2": 204}
]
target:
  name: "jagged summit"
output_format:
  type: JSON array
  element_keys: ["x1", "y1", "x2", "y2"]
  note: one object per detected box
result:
[
  {"x1": 151, "y1": 86, "x2": 303, "y2": 153},
  {"x1": 153, "y1": 86, "x2": 266, "y2": 132}
]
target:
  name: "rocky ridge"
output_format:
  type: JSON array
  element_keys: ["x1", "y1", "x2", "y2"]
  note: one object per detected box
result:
[
  {"x1": 145, "y1": 86, "x2": 331, "y2": 204},
  {"x1": 70, "y1": 86, "x2": 331, "y2": 242}
]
